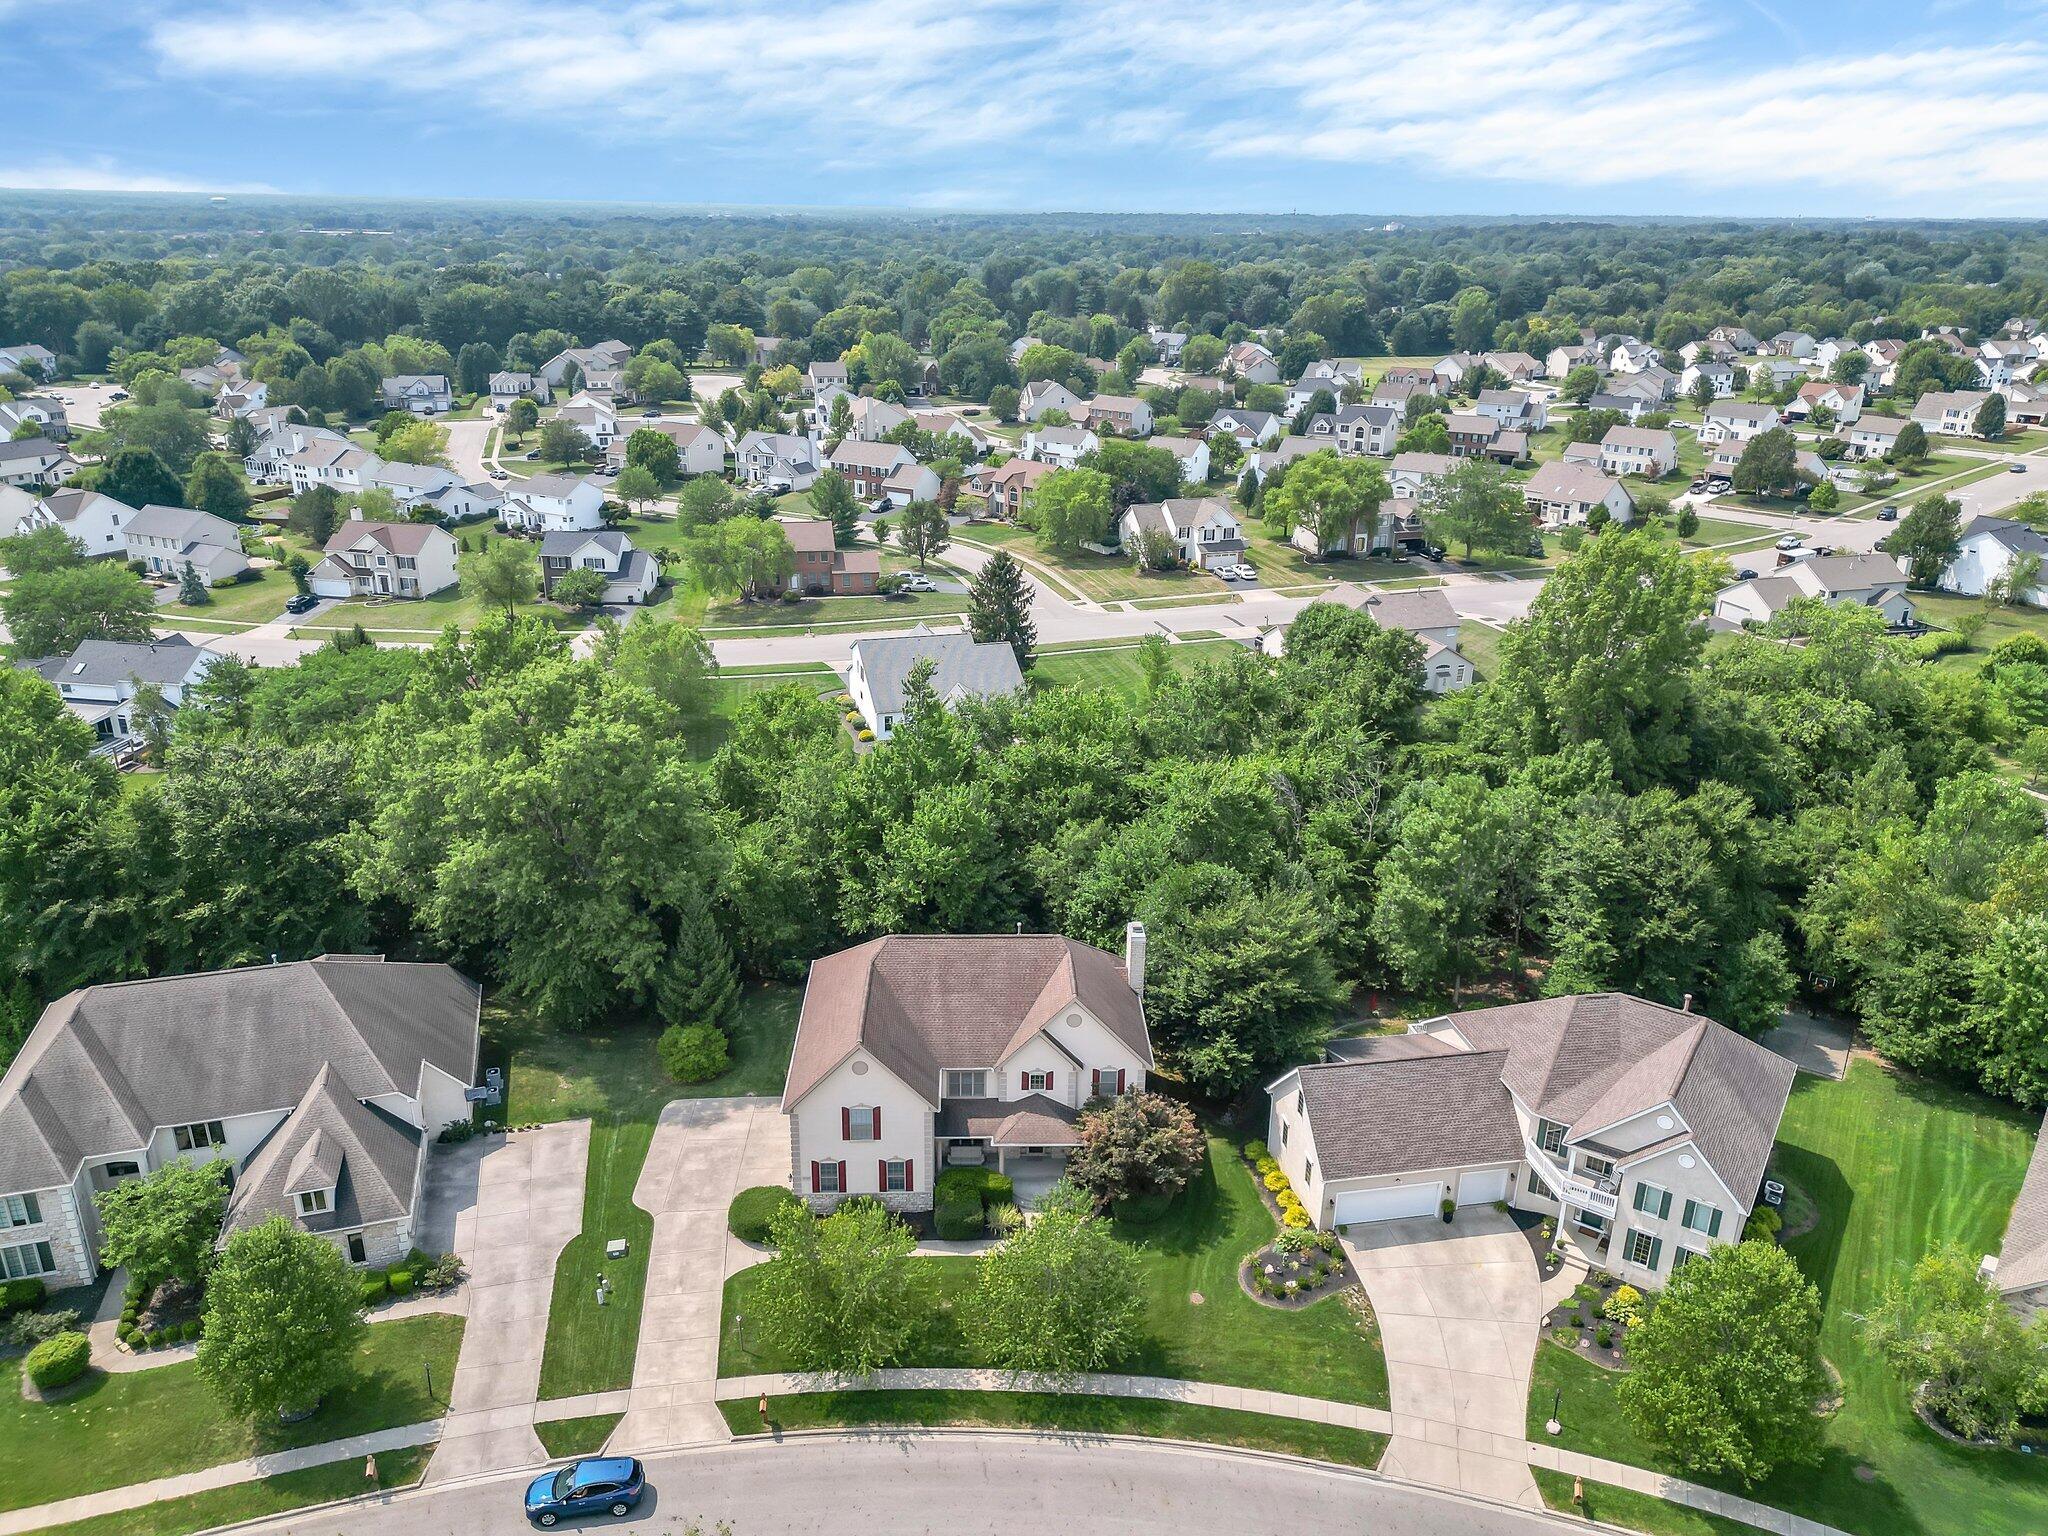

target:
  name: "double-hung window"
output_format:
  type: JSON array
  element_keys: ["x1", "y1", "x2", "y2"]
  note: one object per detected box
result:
[
  {"x1": 0, "y1": 1194, "x2": 40, "y2": 1228},
  {"x1": 1090, "y1": 1068, "x2": 1128, "y2": 1098},
  {"x1": 1631, "y1": 1182, "x2": 1673, "y2": 1220},
  {"x1": 1625, "y1": 1230, "x2": 1663, "y2": 1270},
  {"x1": 1680, "y1": 1199, "x2": 1723, "y2": 1238},
  {"x1": 174, "y1": 1121, "x2": 226, "y2": 1153},
  {"x1": 843, "y1": 1105, "x2": 879, "y2": 1141},
  {"x1": 880, "y1": 1159, "x2": 913, "y2": 1193}
]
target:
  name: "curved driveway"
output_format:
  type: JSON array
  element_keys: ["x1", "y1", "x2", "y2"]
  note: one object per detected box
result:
[{"x1": 254, "y1": 1431, "x2": 1575, "y2": 1535}]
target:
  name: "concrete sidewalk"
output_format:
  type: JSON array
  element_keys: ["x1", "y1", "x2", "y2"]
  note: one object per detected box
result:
[
  {"x1": 1524, "y1": 1443, "x2": 1852, "y2": 1536},
  {"x1": 0, "y1": 1421, "x2": 441, "y2": 1536}
]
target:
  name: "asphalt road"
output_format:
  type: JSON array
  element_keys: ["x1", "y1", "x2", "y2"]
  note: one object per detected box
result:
[{"x1": 252, "y1": 1432, "x2": 1575, "y2": 1536}]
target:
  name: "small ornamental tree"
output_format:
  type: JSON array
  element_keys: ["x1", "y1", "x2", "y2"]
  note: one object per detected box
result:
[
  {"x1": 1615, "y1": 1240, "x2": 1827, "y2": 1485},
  {"x1": 506, "y1": 397, "x2": 540, "y2": 442},
  {"x1": 750, "y1": 1197, "x2": 917, "y2": 1374},
  {"x1": 198, "y1": 1217, "x2": 365, "y2": 1420},
  {"x1": 1066, "y1": 1090, "x2": 1204, "y2": 1207},
  {"x1": 1866, "y1": 1244, "x2": 2048, "y2": 1444},
  {"x1": 93, "y1": 1158, "x2": 229, "y2": 1291},
  {"x1": 552, "y1": 566, "x2": 608, "y2": 609},
  {"x1": 974, "y1": 1180, "x2": 1141, "y2": 1372},
  {"x1": 966, "y1": 547, "x2": 1036, "y2": 668}
]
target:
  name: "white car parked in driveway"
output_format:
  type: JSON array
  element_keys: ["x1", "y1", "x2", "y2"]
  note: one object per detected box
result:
[
  {"x1": 896, "y1": 571, "x2": 937, "y2": 593},
  {"x1": 1220, "y1": 562, "x2": 1258, "y2": 581}
]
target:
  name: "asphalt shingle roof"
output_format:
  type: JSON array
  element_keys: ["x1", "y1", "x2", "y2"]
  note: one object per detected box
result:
[
  {"x1": 851, "y1": 630, "x2": 1024, "y2": 716},
  {"x1": 1293, "y1": 1052, "x2": 1523, "y2": 1179}
]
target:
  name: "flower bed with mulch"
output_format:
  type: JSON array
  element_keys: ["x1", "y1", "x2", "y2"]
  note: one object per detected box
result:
[
  {"x1": 1541, "y1": 1273, "x2": 1645, "y2": 1372},
  {"x1": 1238, "y1": 1236, "x2": 1358, "y2": 1309}
]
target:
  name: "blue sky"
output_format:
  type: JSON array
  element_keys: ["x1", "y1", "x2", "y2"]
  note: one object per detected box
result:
[{"x1": 8, "y1": 0, "x2": 2048, "y2": 216}]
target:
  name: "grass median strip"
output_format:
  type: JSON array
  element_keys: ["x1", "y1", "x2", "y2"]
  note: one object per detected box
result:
[
  {"x1": 26, "y1": 1446, "x2": 435, "y2": 1536},
  {"x1": 1530, "y1": 1469, "x2": 1759, "y2": 1536},
  {"x1": 718, "y1": 1389, "x2": 1389, "y2": 1470},
  {"x1": 535, "y1": 1413, "x2": 626, "y2": 1459}
]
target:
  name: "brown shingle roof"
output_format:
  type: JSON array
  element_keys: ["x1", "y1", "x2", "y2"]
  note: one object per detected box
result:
[
  {"x1": 1294, "y1": 1052, "x2": 1523, "y2": 1179},
  {"x1": 782, "y1": 935, "x2": 1149, "y2": 1111}
]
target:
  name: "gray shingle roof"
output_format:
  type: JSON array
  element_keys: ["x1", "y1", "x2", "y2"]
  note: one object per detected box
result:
[
  {"x1": 0, "y1": 958, "x2": 479, "y2": 1192},
  {"x1": 937, "y1": 1094, "x2": 1081, "y2": 1146},
  {"x1": 1963, "y1": 516, "x2": 2048, "y2": 557},
  {"x1": 851, "y1": 630, "x2": 1024, "y2": 716},
  {"x1": 783, "y1": 935, "x2": 1150, "y2": 1111},
  {"x1": 19, "y1": 635, "x2": 212, "y2": 690},
  {"x1": 1294, "y1": 1052, "x2": 1523, "y2": 1179},
  {"x1": 222, "y1": 1064, "x2": 423, "y2": 1240}
]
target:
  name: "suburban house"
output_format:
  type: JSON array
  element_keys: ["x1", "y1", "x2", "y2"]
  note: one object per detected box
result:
[
  {"x1": 1585, "y1": 391, "x2": 1656, "y2": 424},
  {"x1": 1912, "y1": 389, "x2": 1992, "y2": 437},
  {"x1": 0, "y1": 438, "x2": 79, "y2": 489},
  {"x1": 1306, "y1": 403, "x2": 1400, "y2": 458},
  {"x1": 1989, "y1": 1113, "x2": 2048, "y2": 1319},
  {"x1": 1261, "y1": 586, "x2": 1474, "y2": 694},
  {"x1": 0, "y1": 342, "x2": 57, "y2": 377},
  {"x1": 1482, "y1": 351, "x2": 1543, "y2": 383},
  {"x1": 247, "y1": 420, "x2": 348, "y2": 486},
  {"x1": 1389, "y1": 451, "x2": 1458, "y2": 499},
  {"x1": 1018, "y1": 380, "x2": 1087, "y2": 423},
  {"x1": 734, "y1": 431, "x2": 820, "y2": 490},
  {"x1": 123, "y1": 504, "x2": 250, "y2": 587},
  {"x1": 839, "y1": 396, "x2": 914, "y2": 443},
  {"x1": 15, "y1": 635, "x2": 219, "y2": 752},
  {"x1": 14, "y1": 488, "x2": 134, "y2": 558},
  {"x1": 0, "y1": 395, "x2": 67, "y2": 440},
  {"x1": 539, "y1": 341, "x2": 631, "y2": 389},
  {"x1": 1148, "y1": 327, "x2": 1187, "y2": 364},
  {"x1": 538, "y1": 529, "x2": 658, "y2": 604},
  {"x1": 556, "y1": 391, "x2": 620, "y2": 449},
  {"x1": 1940, "y1": 517, "x2": 2048, "y2": 608},
  {"x1": 1844, "y1": 415, "x2": 1908, "y2": 461},
  {"x1": 488, "y1": 371, "x2": 550, "y2": 410},
  {"x1": 1473, "y1": 389, "x2": 1546, "y2": 432},
  {"x1": 807, "y1": 360, "x2": 849, "y2": 397},
  {"x1": 1151, "y1": 434, "x2": 1211, "y2": 485},
  {"x1": 1771, "y1": 331, "x2": 1817, "y2": 358},
  {"x1": 1608, "y1": 367, "x2": 1676, "y2": 404},
  {"x1": 1371, "y1": 378, "x2": 1427, "y2": 411},
  {"x1": 1710, "y1": 325, "x2": 1764, "y2": 353},
  {"x1": 979, "y1": 457, "x2": 1056, "y2": 520},
  {"x1": 216, "y1": 380, "x2": 268, "y2": 419},
  {"x1": 779, "y1": 516, "x2": 880, "y2": 596},
  {"x1": 1861, "y1": 339, "x2": 1908, "y2": 388},
  {"x1": 1444, "y1": 413, "x2": 1527, "y2": 465},
  {"x1": 1083, "y1": 394, "x2": 1153, "y2": 437},
  {"x1": 913, "y1": 411, "x2": 992, "y2": 454},
  {"x1": 1523, "y1": 462, "x2": 1634, "y2": 529},
  {"x1": 285, "y1": 439, "x2": 380, "y2": 496},
  {"x1": 604, "y1": 419, "x2": 725, "y2": 478},
  {"x1": 1225, "y1": 341, "x2": 1280, "y2": 384},
  {"x1": 378, "y1": 375, "x2": 453, "y2": 415},
  {"x1": 1713, "y1": 552, "x2": 1914, "y2": 629},
  {"x1": 1209, "y1": 407, "x2": 1283, "y2": 449},
  {"x1": 498, "y1": 473, "x2": 607, "y2": 534},
  {"x1": 410, "y1": 479, "x2": 504, "y2": 524},
  {"x1": 883, "y1": 461, "x2": 943, "y2": 508},
  {"x1": 1608, "y1": 339, "x2": 1660, "y2": 374},
  {"x1": 1598, "y1": 425, "x2": 1678, "y2": 480},
  {"x1": 1788, "y1": 382, "x2": 1863, "y2": 424},
  {"x1": 1265, "y1": 993, "x2": 1795, "y2": 1291},
  {"x1": 1118, "y1": 496, "x2": 1246, "y2": 569},
  {"x1": 781, "y1": 927, "x2": 1153, "y2": 1210},
  {"x1": 0, "y1": 957, "x2": 481, "y2": 1287},
  {"x1": 1023, "y1": 424, "x2": 1100, "y2": 469},
  {"x1": 845, "y1": 629, "x2": 1027, "y2": 739},
  {"x1": 1680, "y1": 360, "x2": 1737, "y2": 400},
  {"x1": 1432, "y1": 352, "x2": 1480, "y2": 390},
  {"x1": 1250, "y1": 436, "x2": 1340, "y2": 483},
  {"x1": 1810, "y1": 338, "x2": 1855, "y2": 372},
  {"x1": 1977, "y1": 338, "x2": 2042, "y2": 388},
  {"x1": 1700, "y1": 401, "x2": 1778, "y2": 446},
  {"x1": 829, "y1": 439, "x2": 919, "y2": 501},
  {"x1": 307, "y1": 518, "x2": 460, "y2": 601},
  {"x1": 1545, "y1": 342, "x2": 1598, "y2": 379}
]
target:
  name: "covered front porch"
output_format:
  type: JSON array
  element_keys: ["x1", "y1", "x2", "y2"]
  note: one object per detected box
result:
[{"x1": 938, "y1": 1094, "x2": 1081, "y2": 1210}]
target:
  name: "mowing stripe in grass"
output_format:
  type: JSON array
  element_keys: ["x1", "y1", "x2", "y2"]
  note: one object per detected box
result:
[{"x1": 536, "y1": 1118, "x2": 656, "y2": 1401}]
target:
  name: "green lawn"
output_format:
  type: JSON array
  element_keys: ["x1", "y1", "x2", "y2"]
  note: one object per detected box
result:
[
  {"x1": 1912, "y1": 592, "x2": 2048, "y2": 670},
  {"x1": 1457, "y1": 622, "x2": 1504, "y2": 681},
  {"x1": 721, "y1": 1389, "x2": 1388, "y2": 1469},
  {"x1": 534, "y1": 1413, "x2": 624, "y2": 1459},
  {"x1": 30, "y1": 1446, "x2": 433, "y2": 1536},
  {"x1": 1529, "y1": 1060, "x2": 2046, "y2": 1536},
  {"x1": 720, "y1": 1136, "x2": 1390, "y2": 1409},
  {"x1": 694, "y1": 669, "x2": 842, "y2": 757},
  {"x1": 703, "y1": 592, "x2": 966, "y2": 630},
  {"x1": 954, "y1": 526, "x2": 1229, "y2": 604},
  {"x1": 159, "y1": 564, "x2": 294, "y2": 625},
  {"x1": 0, "y1": 1314, "x2": 461, "y2": 1514},
  {"x1": 297, "y1": 584, "x2": 589, "y2": 636},
  {"x1": 490, "y1": 986, "x2": 799, "y2": 1400},
  {"x1": 1681, "y1": 515, "x2": 1783, "y2": 548},
  {"x1": 1530, "y1": 1469, "x2": 1758, "y2": 1535},
  {"x1": 1031, "y1": 640, "x2": 1243, "y2": 699}
]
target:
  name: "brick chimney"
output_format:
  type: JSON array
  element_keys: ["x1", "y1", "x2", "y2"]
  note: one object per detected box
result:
[{"x1": 1124, "y1": 921, "x2": 1147, "y2": 996}]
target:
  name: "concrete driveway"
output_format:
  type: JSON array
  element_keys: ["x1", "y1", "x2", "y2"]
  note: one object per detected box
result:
[
  {"x1": 418, "y1": 1120, "x2": 590, "y2": 1480},
  {"x1": 1344, "y1": 1209, "x2": 1544, "y2": 1508},
  {"x1": 612, "y1": 1096, "x2": 788, "y2": 1454}
]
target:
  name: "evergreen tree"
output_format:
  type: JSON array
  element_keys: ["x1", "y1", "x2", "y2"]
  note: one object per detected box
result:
[
  {"x1": 967, "y1": 548, "x2": 1036, "y2": 669},
  {"x1": 177, "y1": 560, "x2": 210, "y2": 605}
]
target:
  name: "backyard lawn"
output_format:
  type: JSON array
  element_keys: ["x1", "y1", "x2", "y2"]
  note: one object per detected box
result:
[
  {"x1": 0, "y1": 1314, "x2": 461, "y2": 1514},
  {"x1": 702, "y1": 591, "x2": 966, "y2": 630},
  {"x1": 158, "y1": 564, "x2": 294, "y2": 626},
  {"x1": 720, "y1": 1135, "x2": 1391, "y2": 1409},
  {"x1": 486, "y1": 987, "x2": 800, "y2": 1400},
  {"x1": 1913, "y1": 591, "x2": 2048, "y2": 672},
  {"x1": 1032, "y1": 639, "x2": 1244, "y2": 698},
  {"x1": 1526, "y1": 1060, "x2": 2044, "y2": 1536},
  {"x1": 693, "y1": 668, "x2": 841, "y2": 756},
  {"x1": 721, "y1": 1390, "x2": 1388, "y2": 1470},
  {"x1": 31, "y1": 1447, "x2": 434, "y2": 1536},
  {"x1": 954, "y1": 525, "x2": 1229, "y2": 604}
]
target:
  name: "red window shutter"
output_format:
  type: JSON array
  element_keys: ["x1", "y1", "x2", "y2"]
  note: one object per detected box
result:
[
  {"x1": 1023, "y1": 1070, "x2": 1033, "y2": 1090},
  {"x1": 1116, "y1": 1069, "x2": 1126, "y2": 1095},
  {"x1": 873, "y1": 1105, "x2": 881, "y2": 1138},
  {"x1": 841, "y1": 1107, "x2": 851, "y2": 1138},
  {"x1": 837, "y1": 1161, "x2": 847, "y2": 1191},
  {"x1": 879, "y1": 1159, "x2": 887, "y2": 1189},
  {"x1": 1091, "y1": 1069, "x2": 1101, "y2": 1097},
  {"x1": 906, "y1": 1159, "x2": 914, "y2": 1191},
  {"x1": 809, "y1": 1161, "x2": 820, "y2": 1193}
]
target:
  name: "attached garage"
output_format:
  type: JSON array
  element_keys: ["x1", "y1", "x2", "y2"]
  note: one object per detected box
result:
[
  {"x1": 1332, "y1": 1181, "x2": 1441, "y2": 1227},
  {"x1": 1456, "y1": 1167, "x2": 1512, "y2": 1206}
]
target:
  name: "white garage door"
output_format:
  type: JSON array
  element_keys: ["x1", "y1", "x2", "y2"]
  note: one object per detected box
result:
[
  {"x1": 1332, "y1": 1182, "x2": 1440, "y2": 1227},
  {"x1": 1457, "y1": 1167, "x2": 1511, "y2": 1206}
]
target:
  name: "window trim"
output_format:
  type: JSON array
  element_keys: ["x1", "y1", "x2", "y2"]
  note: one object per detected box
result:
[
  {"x1": 1625, "y1": 1229, "x2": 1663, "y2": 1270},
  {"x1": 297, "y1": 1188, "x2": 330, "y2": 1216},
  {"x1": 173, "y1": 1120, "x2": 227, "y2": 1154},
  {"x1": 1, "y1": 1193, "x2": 40, "y2": 1228},
  {"x1": 844, "y1": 1105, "x2": 879, "y2": 1142},
  {"x1": 1536, "y1": 1119, "x2": 1566, "y2": 1156},
  {"x1": 943, "y1": 1069, "x2": 989, "y2": 1100},
  {"x1": 1680, "y1": 1198, "x2": 1723, "y2": 1237},
  {"x1": 0, "y1": 1240, "x2": 55, "y2": 1279}
]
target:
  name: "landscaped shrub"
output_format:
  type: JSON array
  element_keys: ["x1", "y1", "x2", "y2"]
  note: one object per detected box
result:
[
  {"x1": 1744, "y1": 1205, "x2": 1784, "y2": 1242},
  {"x1": 1603, "y1": 1284, "x2": 1643, "y2": 1327},
  {"x1": 179, "y1": 1320, "x2": 202, "y2": 1342},
  {"x1": 117, "y1": 1323, "x2": 142, "y2": 1348},
  {"x1": 729, "y1": 1185, "x2": 803, "y2": 1244},
  {"x1": 359, "y1": 1273, "x2": 390, "y2": 1305},
  {"x1": 5, "y1": 1307, "x2": 81, "y2": 1349},
  {"x1": 857, "y1": 729, "x2": 875, "y2": 741},
  {"x1": 1244, "y1": 1140, "x2": 1269, "y2": 1162},
  {"x1": 1255, "y1": 1157, "x2": 1279, "y2": 1177},
  {"x1": 934, "y1": 1185, "x2": 985, "y2": 1241},
  {"x1": 1595, "y1": 1324, "x2": 1614, "y2": 1349},
  {"x1": 386, "y1": 1269, "x2": 415, "y2": 1296},
  {"x1": 437, "y1": 1118, "x2": 477, "y2": 1144},
  {"x1": 657, "y1": 1021, "x2": 731, "y2": 1083},
  {"x1": 1263, "y1": 1170, "x2": 1289, "y2": 1193},
  {"x1": 0, "y1": 1278, "x2": 47, "y2": 1318},
  {"x1": 25, "y1": 1331, "x2": 91, "y2": 1390},
  {"x1": 1281, "y1": 1206, "x2": 1311, "y2": 1229},
  {"x1": 421, "y1": 1252, "x2": 467, "y2": 1290}
]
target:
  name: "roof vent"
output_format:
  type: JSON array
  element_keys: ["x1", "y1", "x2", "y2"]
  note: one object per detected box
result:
[{"x1": 1680, "y1": 993, "x2": 1693, "y2": 1013}]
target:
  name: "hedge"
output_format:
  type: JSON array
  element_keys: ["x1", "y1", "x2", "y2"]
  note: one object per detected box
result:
[
  {"x1": 0, "y1": 1278, "x2": 47, "y2": 1318},
  {"x1": 26, "y1": 1331, "x2": 91, "y2": 1390},
  {"x1": 359, "y1": 1273, "x2": 390, "y2": 1304},
  {"x1": 729, "y1": 1185, "x2": 803, "y2": 1244},
  {"x1": 386, "y1": 1269, "x2": 415, "y2": 1296},
  {"x1": 934, "y1": 1166, "x2": 1015, "y2": 1240}
]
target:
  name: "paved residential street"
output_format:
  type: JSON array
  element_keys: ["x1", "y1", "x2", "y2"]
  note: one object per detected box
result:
[{"x1": 258, "y1": 1432, "x2": 1579, "y2": 1535}]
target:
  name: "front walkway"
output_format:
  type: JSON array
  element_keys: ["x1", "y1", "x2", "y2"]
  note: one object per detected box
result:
[
  {"x1": 611, "y1": 1096, "x2": 788, "y2": 1454},
  {"x1": 1343, "y1": 1209, "x2": 1545, "y2": 1509},
  {"x1": 421, "y1": 1120, "x2": 590, "y2": 1481}
]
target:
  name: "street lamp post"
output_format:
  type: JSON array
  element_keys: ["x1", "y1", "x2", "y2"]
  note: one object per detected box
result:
[{"x1": 1545, "y1": 1386, "x2": 1562, "y2": 1437}]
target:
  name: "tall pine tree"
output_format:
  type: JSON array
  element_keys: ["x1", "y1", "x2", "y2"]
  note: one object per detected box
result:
[{"x1": 967, "y1": 548, "x2": 1037, "y2": 670}]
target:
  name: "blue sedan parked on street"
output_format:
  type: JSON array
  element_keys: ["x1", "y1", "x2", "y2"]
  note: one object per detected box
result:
[{"x1": 524, "y1": 1456, "x2": 646, "y2": 1527}]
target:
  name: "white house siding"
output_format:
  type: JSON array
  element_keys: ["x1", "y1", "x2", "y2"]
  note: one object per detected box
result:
[
  {"x1": 145, "y1": 1106, "x2": 289, "y2": 1179},
  {"x1": 1942, "y1": 533, "x2": 2048, "y2": 608},
  {"x1": 789, "y1": 1050, "x2": 936, "y2": 1214},
  {"x1": 1609, "y1": 1143, "x2": 1745, "y2": 1292},
  {"x1": 1010, "y1": 1003, "x2": 1147, "y2": 1105}
]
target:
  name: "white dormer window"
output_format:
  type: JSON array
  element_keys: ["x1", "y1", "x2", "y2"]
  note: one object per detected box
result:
[{"x1": 297, "y1": 1188, "x2": 330, "y2": 1216}]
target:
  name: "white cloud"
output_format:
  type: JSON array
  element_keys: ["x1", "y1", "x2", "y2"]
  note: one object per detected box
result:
[
  {"x1": 133, "y1": 0, "x2": 2048, "y2": 210},
  {"x1": 0, "y1": 157, "x2": 276, "y2": 194}
]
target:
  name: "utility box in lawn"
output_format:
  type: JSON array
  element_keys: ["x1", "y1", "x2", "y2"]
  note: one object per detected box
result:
[{"x1": 606, "y1": 1238, "x2": 628, "y2": 1259}]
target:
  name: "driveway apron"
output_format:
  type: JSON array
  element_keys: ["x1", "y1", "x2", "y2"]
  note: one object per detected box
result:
[
  {"x1": 1344, "y1": 1208, "x2": 1544, "y2": 1509},
  {"x1": 611, "y1": 1096, "x2": 789, "y2": 1454}
]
